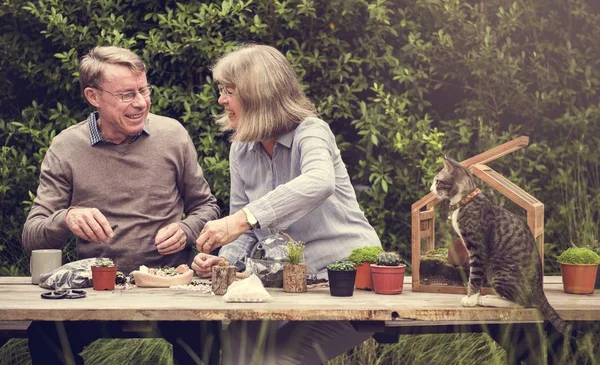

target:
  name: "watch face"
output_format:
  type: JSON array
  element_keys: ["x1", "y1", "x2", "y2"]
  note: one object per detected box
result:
[{"x1": 244, "y1": 208, "x2": 257, "y2": 227}]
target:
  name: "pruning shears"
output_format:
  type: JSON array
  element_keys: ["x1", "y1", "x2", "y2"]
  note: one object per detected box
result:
[{"x1": 41, "y1": 289, "x2": 87, "y2": 300}]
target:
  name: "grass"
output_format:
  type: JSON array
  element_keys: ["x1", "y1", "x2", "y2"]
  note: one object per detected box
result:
[{"x1": 2, "y1": 331, "x2": 599, "y2": 365}]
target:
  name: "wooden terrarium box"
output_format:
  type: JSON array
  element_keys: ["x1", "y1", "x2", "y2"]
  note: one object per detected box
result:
[{"x1": 411, "y1": 136, "x2": 544, "y2": 294}]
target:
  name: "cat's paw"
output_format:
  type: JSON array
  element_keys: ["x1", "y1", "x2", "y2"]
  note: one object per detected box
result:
[
  {"x1": 461, "y1": 293, "x2": 480, "y2": 307},
  {"x1": 478, "y1": 295, "x2": 522, "y2": 308}
]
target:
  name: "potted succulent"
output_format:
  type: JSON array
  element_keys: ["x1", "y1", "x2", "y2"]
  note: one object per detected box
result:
[
  {"x1": 326, "y1": 260, "x2": 356, "y2": 297},
  {"x1": 348, "y1": 246, "x2": 383, "y2": 290},
  {"x1": 283, "y1": 238, "x2": 307, "y2": 293},
  {"x1": 371, "y1": 252, "x2": 406, "y2": 295},
  {"x1": 91, "y1": 258, "x2": 117, "y2": 291},
  {"x1": 558, "y1": 247, "x2": 600, "y2": 294}
]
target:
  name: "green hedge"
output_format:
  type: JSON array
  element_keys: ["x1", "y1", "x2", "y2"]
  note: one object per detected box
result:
[{"x1": 1, "y1": 0, "x2": 600, "y2": 275}]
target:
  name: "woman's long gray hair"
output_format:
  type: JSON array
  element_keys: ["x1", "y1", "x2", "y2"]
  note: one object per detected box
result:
[{"x1": 212, "y1": 44, "x2": 317, "y2": 142}]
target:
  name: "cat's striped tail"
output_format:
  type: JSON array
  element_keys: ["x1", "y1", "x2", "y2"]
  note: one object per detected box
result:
[
  {"x1": 537, "y1": 293, "x2": 570, "y2": 336},
  {"x1": 537, "y1": 293, "x2": 585, "y2": 363}
]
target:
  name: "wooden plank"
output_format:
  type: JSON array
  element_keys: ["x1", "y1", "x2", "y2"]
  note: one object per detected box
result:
[
  {"x1": 0, "y1": 277, "x2": 597, "y2": 323},
  {"x1": 420, "y1": 210, "x2": 434, "y2": 220},
  {"x1": 420, "y1": 230, "x2": 432, "y2": 239},
  {"x1": 459, "y1": 136, "x2": 529, "y2": 168},
  {"x1": 471, "y1": 165, "x2": 542, "y2": 210},
  {"x1": 411, "y1": 208, "x2": 422, "y2": 292},
  {"x1": 0, "y1": 320, "x2": 30, "y2": 339}
]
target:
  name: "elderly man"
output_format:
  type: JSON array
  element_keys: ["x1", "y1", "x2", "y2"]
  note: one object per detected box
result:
[{"x1": 22, "y1": 46, "x2": 220, "y2": 365}]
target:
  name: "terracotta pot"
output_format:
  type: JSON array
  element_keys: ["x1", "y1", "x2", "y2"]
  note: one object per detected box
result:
[
  {"x1": 354, "y1": 262, "x2": 374, "y2": 290},
  {"x1": 91, "y1": 265, "x2": 117, "y2": 291},
  {"x1": 371, "y1": 264, "x2": 406, "y2": 295},
  {"x1": 560, "y1": 263, "x2": 598, "y2": 294},
  {"x1": 327, "y1": 269, "x2": 356, "y2": 297}
]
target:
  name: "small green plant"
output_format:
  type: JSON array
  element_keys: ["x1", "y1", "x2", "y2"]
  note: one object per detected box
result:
[
  {"x1": 348, "y1": 246, "x2": 384, "y2": 265},
  {"x1": 327, "y1": 260, "x2": 356, "y2": 271},
  {"x1": 285, "y1": 240, "x2": 305, "y2": 265},
  {"x1": 375, "y1": 252, "x2": 403, "y2": 266},
  {"x1": 93, "y1": 258, "x2": 115, "y2": 267},
  {"x1": 281, "y1": 232, "x2": 305, "y2": 265},
  {"x1": 557, "y1": 247, "x2": 600, "y2": 265}
]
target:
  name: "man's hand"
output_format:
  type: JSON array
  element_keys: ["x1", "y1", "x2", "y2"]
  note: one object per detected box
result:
[
  {"x1": 66, "y1": 207, "x2": 114, "y2": 243},
  {"x1": 191, "y1": 253, "x2": 226, "y2": 278},
  {"x1": 155, "y1": 223, "x2": 187, "y2": 255},
  {"x1": 196, "y1": 210, "x2": 250, "y2": 254}
]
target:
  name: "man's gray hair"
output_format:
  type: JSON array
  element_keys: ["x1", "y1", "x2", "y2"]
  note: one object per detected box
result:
[{"x1": 79, "y1": 46, "x2": 146, "y2": 93}]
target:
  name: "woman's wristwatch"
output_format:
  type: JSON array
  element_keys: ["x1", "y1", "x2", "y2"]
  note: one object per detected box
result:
[{"x1": 242, "y1": 207, "x2": 258, "y2": 229}]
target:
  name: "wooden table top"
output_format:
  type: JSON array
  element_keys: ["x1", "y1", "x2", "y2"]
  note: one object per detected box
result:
[{"x1": 0, "y1": 276, "x2": 598, "y2": 323}]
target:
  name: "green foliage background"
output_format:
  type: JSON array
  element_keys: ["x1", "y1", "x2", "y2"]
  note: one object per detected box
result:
[{"x1": 1, "y1": 0, "x2": 600, "y2": 275}]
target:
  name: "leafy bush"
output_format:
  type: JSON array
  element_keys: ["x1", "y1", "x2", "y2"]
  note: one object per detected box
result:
[
  {"x1": 557, "y1": 247, "x2": 600, "y2": 265},
  {"x1": 2, "y1": 0, "x2": 600, "y2": 276}
]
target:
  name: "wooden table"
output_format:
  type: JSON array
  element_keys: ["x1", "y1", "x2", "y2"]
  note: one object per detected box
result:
[{"x1": 1, "y1": 276, "x2": 598, "y2": 364}]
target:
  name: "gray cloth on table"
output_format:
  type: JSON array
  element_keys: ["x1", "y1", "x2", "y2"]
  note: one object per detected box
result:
[{"x1": 39, "y1": 258, "x2": 95, "y2": 289}]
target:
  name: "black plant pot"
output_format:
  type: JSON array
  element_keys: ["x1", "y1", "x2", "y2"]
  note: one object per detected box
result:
[
  {"x1": 595, "y1": 267, "x2": 600, "y2": 289},
  {"x1": 327, "y1": 269, "x2": 356, "y2": 297}
]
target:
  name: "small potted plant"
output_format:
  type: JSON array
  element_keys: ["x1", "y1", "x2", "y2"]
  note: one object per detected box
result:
[
  {"x1": 326, "y1": 260, "x2": 356, "y2": 297},
  {"x1": 91, "y1": 258, "x2": 117, "y2": 291},
  {"x1": 283, "y1": 238, "x2": 307, "y2": 293},
  {"x1": 212, "y1": 259, "x2": 236, "y2": 295},
  {"x1": 371, "y1": 252, "x2": 406, "y2": 295},
  {"x1": 558, "y1": 247, "x2": 600, "y2": 294},
  {"x1": 348, "y1": 246, "x2": 383, "y2": 290}
]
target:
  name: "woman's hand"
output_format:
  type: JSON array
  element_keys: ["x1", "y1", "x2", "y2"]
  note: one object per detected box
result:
[
  {"x1": 191, "y1": 253, "x2": 226, "y2": 278},
  {"x1": 196, "y1": 210, "x2": 250, "y2": 253}
]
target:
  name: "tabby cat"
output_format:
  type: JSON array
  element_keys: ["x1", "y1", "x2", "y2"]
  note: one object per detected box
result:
[{"x1": 430, "y1": 156, "x2": 570, "y2": 337}]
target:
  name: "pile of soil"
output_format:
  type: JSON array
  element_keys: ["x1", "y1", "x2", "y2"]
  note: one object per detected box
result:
[{"x1": 420, "y1": 248, "x2": 469, "y2": 286}]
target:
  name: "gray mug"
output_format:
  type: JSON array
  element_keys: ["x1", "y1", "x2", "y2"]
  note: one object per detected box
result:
[{"x1": 30, "y1": 249, "x2": 62, "y2": 285}]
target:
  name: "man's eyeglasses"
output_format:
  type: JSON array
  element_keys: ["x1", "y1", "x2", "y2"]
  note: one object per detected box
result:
[
  {"x1": 217, "y1": 84, "x2": 235, "y2": 96},
  {"x1": 95, "y1": 85, "x2": 153, "y2": 102}
]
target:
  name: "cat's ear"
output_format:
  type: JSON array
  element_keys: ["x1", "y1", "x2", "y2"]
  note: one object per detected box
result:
[{"x1": 442, "y1": 155, "x2": 455, "y2": 170}]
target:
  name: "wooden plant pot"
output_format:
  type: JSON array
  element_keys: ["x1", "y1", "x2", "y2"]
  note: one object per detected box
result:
[
  {"x1": 327, "y1": 269, "x2": 356, "y2": 297},
  {"x1": 283, "y1": 264, "x2": 307, "y2": 293},
  {"x1": 212, "y1": 265, "x2": 236, "y2": 295},
  {"x1": 371, "y1": 264, "x2": 406, "y2": 295},
  {"x1": 354, "y1": 262, "x2": 374, "y2": 290},
  {"x1": 91, "y1": 265, "x2": 117, "y2": 291},
  {"x1": 560, "y1": 263, "x2": 598, "y2": 294}
]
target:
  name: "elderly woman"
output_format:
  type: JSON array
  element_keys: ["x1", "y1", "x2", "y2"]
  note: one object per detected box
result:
[{"x1": 192, "y1": 44, "x2": 381, "y2": 364}]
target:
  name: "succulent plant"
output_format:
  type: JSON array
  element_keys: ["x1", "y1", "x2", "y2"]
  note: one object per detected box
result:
[
  {"x1": 375, "y1": 252, "x2": 403, "y2": 266},
  {"x1": 93, "y1": 258, "x2": 115, "y2": 267},
  {"x1": 327, "y1": 260, "x2": 356, "y2": 271}
]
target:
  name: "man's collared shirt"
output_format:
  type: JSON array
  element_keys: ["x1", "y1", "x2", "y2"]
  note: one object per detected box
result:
[{"x1": 87, "y1": 111, "x2": 149, "y2": 146}]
